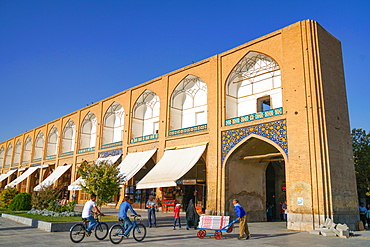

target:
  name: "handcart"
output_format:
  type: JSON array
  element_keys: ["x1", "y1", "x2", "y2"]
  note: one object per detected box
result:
[{"x1": 197, "y1": 218, "x2": 238, "y2": 240}]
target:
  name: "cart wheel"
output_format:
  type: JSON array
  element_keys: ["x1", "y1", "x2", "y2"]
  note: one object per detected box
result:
[
  {"x1": 214, "y1": 231, "x2": 222, "y2": 240},
  {"x1": 226, "y1": 224, "x2": 233, "y2": 233},
  {"x1": 197, "y1": 230, "x2": 206, "y2": 239}
]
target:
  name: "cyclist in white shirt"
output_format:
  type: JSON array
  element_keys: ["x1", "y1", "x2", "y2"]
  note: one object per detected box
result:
[{"x1": 82, "y1": 194, "x2": 104, "y2": 235}]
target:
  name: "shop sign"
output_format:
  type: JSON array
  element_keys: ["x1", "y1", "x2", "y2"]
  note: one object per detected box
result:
[{"x1": 182, "y1": 179, "x2": 196, "y2": 185}]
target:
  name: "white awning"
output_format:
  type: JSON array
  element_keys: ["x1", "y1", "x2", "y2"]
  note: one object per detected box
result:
[
  {"x1": 67, "y1": 154, "x2": 122, "y2": 191},
  {"x1": 0, "y1": 169, "x2": 17, "y2": 183},
  {"x1": 118, "y1": 149, "x2": 157, "y2": 183},
  {"x1": 34, "y1": 164, "x2": 72, "y2": 191},
  {"x1": 95, "y1": 154, "x2": 121, "y2": 165},
  {"x1": 5, "y1": 167, "x2": 39, "y2": 188},
  {"x1": 68, "y1": 177, "x2": 86, "y2": 191},
  {"x1": 136, "y1": 145, "x2": 207, "y2": 189}
]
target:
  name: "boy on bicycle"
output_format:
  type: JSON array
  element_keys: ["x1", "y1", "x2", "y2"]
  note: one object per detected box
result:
[
  {"x1": 118, "y1": 196, "x2": 141, "y2": 236},
  {"x1": 82, "y1": 194, "x2": 104, "y2": 235}
]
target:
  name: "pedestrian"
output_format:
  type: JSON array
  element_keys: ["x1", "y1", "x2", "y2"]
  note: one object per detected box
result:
[
  {"x1": 233, "y1": 199, "x2": 250, "y2": 240},
  {"x1": 267, "y1": 203, "x2": 273, "y2": 222},
  {"x1": 146, "y1": 195, "x2": 157, "y2": 228},
  {"x1": 72, "y1": 191, "x2": 77, "y2": 201},
  {"x1": 282, "y1": 201, "x2": 288, "y2": 221},
  {"x1": 366, "y1": 203, "x2": 370, "y2": 229},
  {"x1": 173, "y1": 203, "x2": 182, "y2": 230},
  {"x1": 185, "y1": 199, "x2": 199, "y2": 230},
  {"x1": 359, "y1": 202, "x2": 367, "y2": 228},
  {"x1": 118, "y1": 196, "x2": 141, "y2": 236},
  {"x1": 81, "y1": 194, "x2": 104, "y2": 235}
]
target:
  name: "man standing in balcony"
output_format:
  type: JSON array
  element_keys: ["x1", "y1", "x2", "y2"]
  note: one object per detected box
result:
[{"x1": 146, "y1": 195, "x2": 157, "y2": 227}]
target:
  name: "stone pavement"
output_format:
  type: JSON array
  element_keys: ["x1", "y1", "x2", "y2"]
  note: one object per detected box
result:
[{"x1": 1, "y1": 206, "x2": 370, "y2": 246}]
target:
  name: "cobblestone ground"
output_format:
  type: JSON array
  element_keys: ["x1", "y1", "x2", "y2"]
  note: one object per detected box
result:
[{"x1": 1, "y1": 212, "x2": 370, "y2": 247}]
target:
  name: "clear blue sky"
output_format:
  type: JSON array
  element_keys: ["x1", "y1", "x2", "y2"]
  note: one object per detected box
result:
[{"x1": 0, "y1": 0, "x2": 369, "y2": 143}]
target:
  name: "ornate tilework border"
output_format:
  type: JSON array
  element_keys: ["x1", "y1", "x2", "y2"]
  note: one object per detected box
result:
[
  {"x1": 221, "y1": 119, "x2": 288, "y2": 163},
  {"x1": 225, "y1": 107, "x2": 283, "y2": 126},
  {"x1": 168, "y1": 124, "x2": 207, "y2": 136},
  {"x1": 98, "y1": 148, "x2": 122, "y2": 158}
]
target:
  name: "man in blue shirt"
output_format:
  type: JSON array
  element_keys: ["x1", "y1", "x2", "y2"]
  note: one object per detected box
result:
[
  {"x1": 119, "y1": 196, "x2": 140, "y2": 236},
  {"x1": 233, "y1": 199, "x2": 250, "y2": 240},
  {"x1": 359, "y1": 202, "x2": 368, "y2": 228}
]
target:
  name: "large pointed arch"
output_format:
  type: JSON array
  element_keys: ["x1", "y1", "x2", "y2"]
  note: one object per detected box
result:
[
  {"x1": 170, "y1": 75, "x2": 208, "y2": 130},
  {"x1": 22, "y1": 136, "x2": 32, "y2": 165},
  {"x1": 79, "y1": 112, "x2": 97, "y2": 151},
  {"x1": 102, "y1": 102, "x2": 124, "y2": 146},
  {"x1": 4, "y1": 143, "x2": 13, "y2": 168},
  {"x1": 131, "y1": 90, "x2": 160, "y2": 140},
  {"x1": 13, "y1": 140, "x2": 21, "y2": 167},
  {"x1": 46, "y1": 126, "x2": 59, "y2": 158},
  {"x1": 61, "y1": 119, "x2": 76, "y2": 154},
  {"x1": 33, "y1": 131, "x2": 44, "y2": 162},
  {"x1": 226, "y1": 52, "x2": 282, "y2": 119}
]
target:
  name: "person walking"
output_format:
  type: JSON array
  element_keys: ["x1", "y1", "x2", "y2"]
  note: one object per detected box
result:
[
  {"x1": 118, "y1": 196, "x2": 140, "y2": 236},
  {"x1": 282, "y1": 201, "x2": 288, "y2": 221},
  {"x1": 81, "y1": 194, "x2": 104, "y2": 235},
  {"x1": 146, "y1": 195, "x2": 157, "y2": 228},
  {"x1": 173, "y1": 203, "x2": 182, "y2": 230},
  {"x1": 366, "y1": 203, "x2": 370, "y2": 230},
  {"x1": 359, "y1": 202, "x2": 367, "y2": 228},
  {"x1": 185, "y1": 199, "x2": 199, "y2": 230},
  {"x1": 233, "y1": 199, "x2": 250, "y2": 240}
]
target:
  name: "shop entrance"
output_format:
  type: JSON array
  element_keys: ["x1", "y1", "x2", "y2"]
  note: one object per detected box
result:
[{"x1": 225, "y1": 136, "x2": 286, "y2": 221}]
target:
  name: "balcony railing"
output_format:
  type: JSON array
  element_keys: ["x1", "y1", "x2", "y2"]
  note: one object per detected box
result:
[
  {"x1": 32, "y1": 158, "x2": 42, "y2": 163},
  {"x1": 45, "y1": 155, "x2": 56, "y2": 160},
  {"x1": 60, "y1": 151, "x2": 74, "y2": 157},
  {"x1": 21, "y1": 160, "x2": 29, "y2": 165},
  {"x1": 11, "y1": 163, "x2": 19, "y2": 167},
  {"x1": 168, "y1": 124, "x2": 208, "y2": 137},
  {"x1": 78, "y1": 147, "x2": 95, "y2": 154},
  {"x1": 101, "y1": 141, "x2": 123, "y2": 150},
  {"x1": 225, "y1": 107, "x2": 283, "y2": 126},
  {"x1": 130, "y1": 134, "x2": 158, "y2": 144}
]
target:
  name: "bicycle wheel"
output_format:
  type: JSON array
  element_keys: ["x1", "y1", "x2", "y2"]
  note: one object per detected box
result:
[
  {"x1": 109, "y1": 224, "x2": 125, "y2": 244},
  {"x1": 95, "y1": 222, "x2": 108, "y2": 240},
  {"x1": 132, "y1": 223, "x2": 146, "y2": 242},
  {"x1": 69, "y1": 223, "x2": 86, "y2": 243}
]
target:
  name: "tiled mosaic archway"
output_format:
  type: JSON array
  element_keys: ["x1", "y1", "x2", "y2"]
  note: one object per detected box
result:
[{"x1": 221, "y1": 119, "x2": 288, "y2": 163}]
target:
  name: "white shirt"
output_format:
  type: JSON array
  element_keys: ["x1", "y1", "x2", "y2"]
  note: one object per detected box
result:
[{"x1": 82, "y1": 200, "x2": 96, "y2": 218}]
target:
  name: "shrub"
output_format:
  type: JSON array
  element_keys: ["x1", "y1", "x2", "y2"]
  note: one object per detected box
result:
[
  {"x1": 8, "y1": 192, "x2": 32, "y2": 211},
  {"x1": 47, "y1": 200, "x2": 76, "y2": 213},
  {"x1": 0, "y1": 187, "x2": 19, "y2": 209},
  {"x1": 31, "y1": 185, "x2": 61, "y2": 209}
]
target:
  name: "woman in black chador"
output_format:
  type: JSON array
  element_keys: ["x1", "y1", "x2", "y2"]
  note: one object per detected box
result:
[{"x1": 185, "y1": 199, "x2": 199, "y2": 230}]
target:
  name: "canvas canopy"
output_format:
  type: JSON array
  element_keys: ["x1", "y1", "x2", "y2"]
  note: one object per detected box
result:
[
  {"x1": 0, "y1": 169, "x2": 17, "y2": 183},
  {"x1": 136, "y1": 144, "x2": 206, "y2": 189},
  {"x1": 34, "y1": 165, "x2": 72, "y2": 191},
  {"x1": 5, "y1": 167, "x2": 39, "y2": 188}
]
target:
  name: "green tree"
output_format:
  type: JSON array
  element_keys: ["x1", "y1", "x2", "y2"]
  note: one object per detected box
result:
[
  {"x1": 31, "y1": 184, "x2": 61, "y2": 209},
  {"x1": 0, "y1": 187, "x2": 19, "y2": 209},
  {"x1": 8, "y1": 192, "x2": 32, "y2": 211},
  {"x1": 77, "y1": 160, "x2": 123, "y2": 207},
  {"x1": 351, "y1": 128, "x2": 370, "y2": 195}
]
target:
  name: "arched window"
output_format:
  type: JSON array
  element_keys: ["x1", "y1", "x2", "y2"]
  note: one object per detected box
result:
[
  {"x1": 102, "y1": 102, "x2": 124, "y2": 145},
  {"x1": 61, "y1": 119, "x2": 76, "y2": 153},
  {"x1": 131, "y1": 90, "x2": 160, "y2": 138},
  {"x1": 13, "y1": 140, "x2": 21, "y2": 166},
  {"x1": 170, "y1": 75, "x2": 208, "y2": 130},
  {"x1": 46, "y1": 126, "x2": 59, "y2": 157},
  {"x1": 5, "y1": 143, "x2": 13, "y2": 168},
  {"x1": 33, "y1": 131, "x2": 44, "y2": 161},
  {"x1": 226, "y1": 52, "x2": 282, "y2": 119},
  {"x1": 80, "y1": 112, "x2": 97, "y2": 150},
  {"x1": 22, "y1": 136, "x2": 32, "y2": 164},
  {"x1": 0, "y1": 147, "x2": 4, "y2": 168}
]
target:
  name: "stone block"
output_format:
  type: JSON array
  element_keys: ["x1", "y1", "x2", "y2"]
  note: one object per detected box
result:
[
  {"x1": 324, "y1": 218, "x2": 333, "y2": 228},
  {"x1": 309, "y1": 230, "x2": 321, "y2": 235},
  {"x1": 321, "y1": 231, "x2": 337, "y2": 237},
  {"x1": 336, "y1": 223, "x2": 349, "y2": 231},
  {"x1": 339, "y1": 230, "x2": 349, "y2": 238}
]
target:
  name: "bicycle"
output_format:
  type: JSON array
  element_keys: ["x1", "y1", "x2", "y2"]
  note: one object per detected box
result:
[
  {"x1": 108, "y1": 215, "x2": 147, "y2": 244},
  {"x1": 69, "y1": 213, "x2": 109, "y2": 243}
]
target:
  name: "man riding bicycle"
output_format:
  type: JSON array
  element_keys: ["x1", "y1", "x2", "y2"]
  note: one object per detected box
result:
[
  {"x1": 82, "y1": 194, "x2": 104, "y2": 235},
  {"x1": 118, "y1": 196, "x2": 141, "y2": 236}
]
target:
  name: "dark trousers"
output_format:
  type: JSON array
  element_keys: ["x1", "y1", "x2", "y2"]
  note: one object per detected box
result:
[
  {"x1": 360, "y1": 214, "x2": 367, "y2": 228},
  {"x1": 173, "y1": 218, "x2": 181, "y2": 228},
  {"x1": 148, "y1": 208, "x2": 156, "y2": 227}
]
